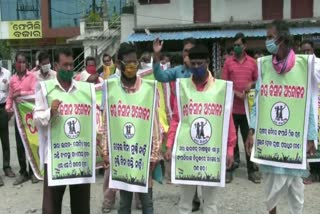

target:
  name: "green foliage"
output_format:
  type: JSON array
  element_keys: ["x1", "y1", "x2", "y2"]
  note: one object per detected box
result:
[
  {"x1": 0, "y1": 41, "x2": 11, "y2": 59},
  {"x1": 86, "y1": 11, "x2": 102, "y2": 23}
]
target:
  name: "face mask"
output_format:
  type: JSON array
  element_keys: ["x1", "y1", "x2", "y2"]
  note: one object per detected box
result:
[
  {"x1": 191, "y1": 65, "x2": 207, "y2": 78},
  {"x1": 161, "y1": 62, "x2": 171, "y2": 70},
  {"x1": 86, "y1": 65, "x2": 96, "y2": 74},
  {"x1": 123, "y1": 63, "x2": 138, "y2": 79},
  {"x1": 15, "y1": 63, "x2": 26, "y2": 73},
  {"x1": 41, "y1": 63, "x2": 51, "y2": 73},
  {"x1": 58, "y1": 69, "x2": 74, "y2": 82},
  {"x1": 234, "y1": 46, "x2": 243, "y2": 56},
  {"x1": 140, "y1": 62, "x2": 152, "y2": 70},
  {"x1": 266, "y1": 39, "x2": 279, "y2": 54}
]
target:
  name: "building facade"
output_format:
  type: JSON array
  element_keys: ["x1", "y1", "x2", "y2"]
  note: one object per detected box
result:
[
  {"x1": 0, "y1": 0, "x2": 124, "y2": 68},
  {"x1": 124, "y1": 0, "x2": 320, "y2": 73}
]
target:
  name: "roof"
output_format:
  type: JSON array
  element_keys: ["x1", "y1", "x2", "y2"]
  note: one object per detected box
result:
[{"x1": 128, "y1": 26, "x2": 320, "y2": 42}]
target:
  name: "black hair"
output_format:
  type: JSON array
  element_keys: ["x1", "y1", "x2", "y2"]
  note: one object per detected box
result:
[
  {"x1": 301, "y1": 40, "x2": 314, "y2": 48},
  {"x1": 54, "y1": 49, "x2": 73, "y2": 63},
  {"x1": 171, "y1": 54, "x2": 183, "y2": 66},
  {"x1": 38, "y1": 51, "x2": 50, "y2": 63},
  {"x1": 254, "y1": 49, "x2": 264, "y2": 55},
  {"x1": 103, "y1": 53, "x2": 111, "y2": 59},
  {"x1": 183, "y1": 37, "x2": 196, "y2": 46},
  {"x1": 234, "y1": 32, "x2": 246, "y2": 44},
  {"x1": 117, "y1": 42, "x2": 136, "y2": 61},
  {"x1": 268, "y1": 20, "x2": 291, "y2": 46},
  {"x1": 160, "y1": 54, "x2": 170, "y2": 61},
  {"x1": 188, "y1": 44, "x2": 209, "y2": 60},
  {"x1": 15, "y1": 52, "x2": 26, "y2": 61},
  {"x1": 85, "y1": 56, "x2": 96, "y2": 66}
]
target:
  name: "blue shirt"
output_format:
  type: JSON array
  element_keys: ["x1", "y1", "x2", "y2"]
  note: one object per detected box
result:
[
  {"x1": 153, "y1": 63, "x2": 191, "y2": 82},
  {"x1": 250, "y1": 77, "x2": 317, "y2": 177}
]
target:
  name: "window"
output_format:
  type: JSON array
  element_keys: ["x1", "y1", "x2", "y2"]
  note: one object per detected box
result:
[
  {"x1": 291, "y1": 0, "x2": 313, "y2": 18},
  {"x1": 0, "y1": 0, "x2": 40, "y2": 21},
  {"x1": 49, "y1": 0, "x2": 90, "y2": 28},
  {"x1": 139, "y1": 0, "x2": 170, "y2": 4},
  {"x1": 194, "y1": 0, "x2": 211, "y2": 23},
  {"x1": 262, "y1": 0, "x2": 283, "y2": 20}
]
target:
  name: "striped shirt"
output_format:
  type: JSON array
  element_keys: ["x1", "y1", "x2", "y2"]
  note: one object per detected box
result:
[{"x1": 222, "y1": 54, "x2": 258, "y2": 114}]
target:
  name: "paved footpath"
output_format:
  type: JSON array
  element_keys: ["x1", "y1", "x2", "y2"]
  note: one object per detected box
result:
[{"x1": 1, "y1": 122, "x2": 320, "y2": 214}]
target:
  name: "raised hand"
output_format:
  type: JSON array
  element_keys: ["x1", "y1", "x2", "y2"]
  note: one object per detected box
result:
[{"x1": 153, "y1": 38, "x2": 164, "y2": 54}]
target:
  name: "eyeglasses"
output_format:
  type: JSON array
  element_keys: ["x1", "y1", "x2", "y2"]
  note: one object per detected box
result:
[{"x1": 120, "y1": 61, "x2": 139, "y2": 66}]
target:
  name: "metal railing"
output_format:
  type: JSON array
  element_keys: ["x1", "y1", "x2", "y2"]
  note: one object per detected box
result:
[{"x1": 73, "y1": 15, "x2": 121, "y2": 72}]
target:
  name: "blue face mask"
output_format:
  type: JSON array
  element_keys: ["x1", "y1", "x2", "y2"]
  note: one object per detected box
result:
[
  {"x1": 191, "y1": 65, "x2": 207, "y2": 78},
  {"x1": 265, "y1": 39, "x2": 279, "y2": 54}
]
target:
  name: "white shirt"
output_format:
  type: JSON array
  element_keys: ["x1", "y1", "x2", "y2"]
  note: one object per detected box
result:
[
  {"x1": 79, "y1": 69, "x2": 103, "y2": 83},
  {"x1": 314, "y1": 57, "x2": 320, "y2": 81},
  {"x1": 0, "y1": 67, "x2": 11, "y2": 104},
  {"x1": 33, "y1": 69, "x2": 56, "y2": 81},
  {"x1": 33, "y1": 78, "x2": 78, "y2": 168}
]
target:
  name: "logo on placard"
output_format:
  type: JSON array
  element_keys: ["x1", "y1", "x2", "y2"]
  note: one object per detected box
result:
[
  {"x1": 190, "y1": 117, "x2": 212, "y2": 145},
  {"x1": 64, "y1": 117, "x2": 81, "y2": 139},
  {"x1": 123, "y1": 122, "x2": 135, "y2": 139},
  {"x1": 271, "y1": 102, "x2": 290, "y2": 126}
]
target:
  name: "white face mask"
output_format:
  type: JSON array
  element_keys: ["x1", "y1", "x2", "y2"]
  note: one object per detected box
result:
[
  {"x1": 161, "y1": 62, "x2": 171, "y2": 70},
  {"x1": 140, "y1": 57, "x2": 153, "y2": 70},
  {"x1": 41, "y1": 63, "x2": 51, "y2": 73}
]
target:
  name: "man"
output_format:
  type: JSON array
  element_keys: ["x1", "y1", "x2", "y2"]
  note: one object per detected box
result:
[
  {"x1": 222, "y1": 32, "x2": 260, "y2": 184},
  {"x1": 34, "y1": 49, "x2": 93, "y2": 214},
  {"x1": 6, "y1": 52, "x2": 37, "y2": 185},
  {"x1": 246, "y1": 20, "x2": 318, "y2": 214},
  {"x1": 160, "y1": 54, "x2": 171, "y2": 69},
  {"x1": 100, "y1": 53, "x2": 116, "y2": 80},
  {"x1": 102, "y1": 42, "x2": 161, "y2": 214},
  {"x1": 301, "y1": 40, "x2": 320, "y2": 184},
  {"x1": 101, "y1": 56, "x2": 122, "y2": 214},
  {"x1": 33, "y1": 51, "x2": 56, "y2": 81},
  {"x1": 0, "y1": 60, "x2": 15, "y2": 186},
  {"x1": 153, "y1": 38, "x2": 195, "y2": 82},
  {"x1": 78, "y1": 56, "x2": 103, "y2": 83},
  {"x1": 164, "y1": 44, "x2": 236, "y2": 213},
  {"x1": 140, "y1": 52, "x2": 153, "y2": 70},
  {"x1": 153, "y1": 37, "x2": 201, "y2": 211}
]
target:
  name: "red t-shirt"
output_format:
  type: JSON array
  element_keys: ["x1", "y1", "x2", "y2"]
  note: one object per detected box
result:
[{"x1": 222, "y1": 54, "x2": 258, "y2": 115}]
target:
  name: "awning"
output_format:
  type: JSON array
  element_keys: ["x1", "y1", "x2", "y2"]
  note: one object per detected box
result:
[{"x1": 128, "y1": 26, "x2": 320, "y2": 42}]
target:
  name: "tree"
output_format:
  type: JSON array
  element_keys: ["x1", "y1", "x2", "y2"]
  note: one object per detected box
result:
[{"x1": 0, "y1": 41, "x2": 11, "y2": 59}]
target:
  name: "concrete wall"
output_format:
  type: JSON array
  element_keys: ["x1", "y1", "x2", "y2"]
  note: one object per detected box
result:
[
  {"x1": 0, "y1": 22, "x2": 9, "y2": 39},
  {"x1": 121, "y1": 14, "x2": 135, "y2": 42},
  {"x1": 211, "y1": 0, "x2": 262, "y2": 22},
  {"x1": 283, "y1": 0, "x2": 291, "y2": 19},
  {"x1": 314, "y1": 0, "x2": 320, "y2": 17},
  {"x1": 134, "y1": 0, "x2": 320, "y2": 28},
  {"x1": 135, "y1": 0, "x2": 193, "y2": 26}
]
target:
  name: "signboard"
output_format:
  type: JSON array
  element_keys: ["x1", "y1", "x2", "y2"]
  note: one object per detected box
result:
[{"x1": 9, "y1": 20, "x2": 42, "y2": 39}]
